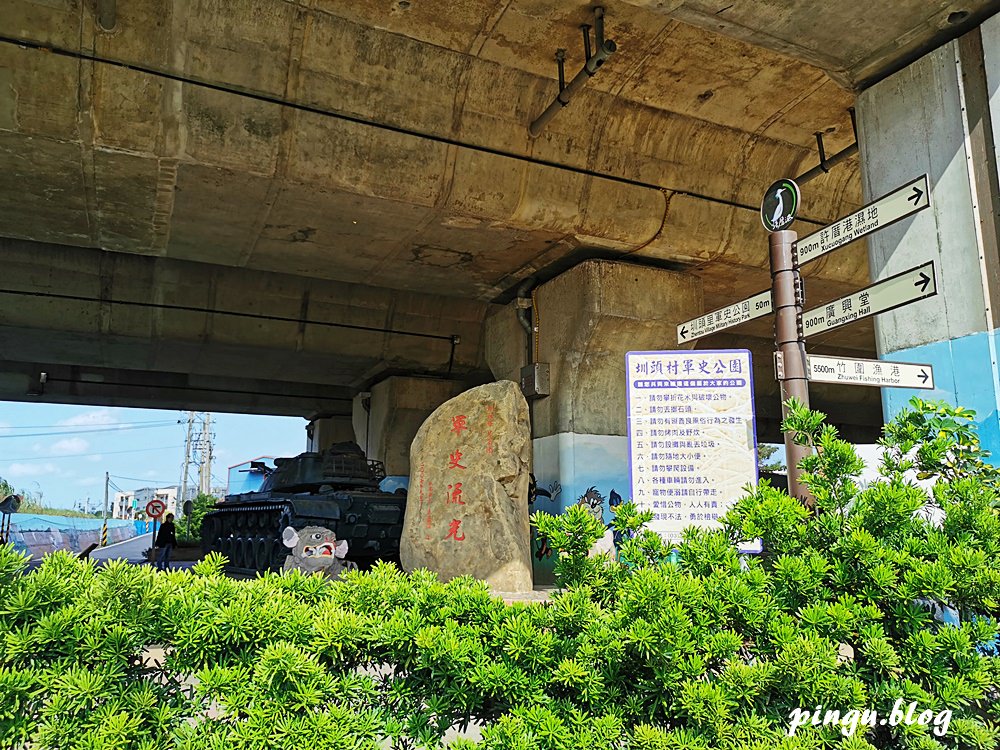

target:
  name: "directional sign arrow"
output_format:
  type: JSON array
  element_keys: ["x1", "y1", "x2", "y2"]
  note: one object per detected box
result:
[
  {"x1": 795, "y1": 174, "x2": 931, "y2": 265},
  {"x1": 914, "y1": 270, "x2": 931, "y2": 293},
  {"x1": 677, "y1": 290, "x2": 772, "y2": 344},
  {"x1": 802, "y1": 260, "x2": 937, "y2": 338},
  {"x1": 775, "y1": 353, "x2": 936, "y2": 389}
]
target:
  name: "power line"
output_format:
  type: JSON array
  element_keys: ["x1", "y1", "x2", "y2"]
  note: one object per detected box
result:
[
  {"x1": 2, "y1": 444, "x2": 184, "y2": 461},
  {"x1": 0, "y1": 419, "x2": 178, "y2": 430},
  {"x1": 110, "y1": 474, "x2": 177, "y2": 484},
  {"x1": 0, "y1": 422, "x2": 179, "y2": 439}
]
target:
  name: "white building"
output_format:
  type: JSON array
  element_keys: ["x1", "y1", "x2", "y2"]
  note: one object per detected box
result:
[{"x1": 112, "y1": 486, "x2": 193, "y2": 519}]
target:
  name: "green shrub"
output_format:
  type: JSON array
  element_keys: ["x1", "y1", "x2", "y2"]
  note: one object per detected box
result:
[
  {"x1": 1, "y1": 398, "x2": 998, "y2": 749},
  {"x1": 177, "y1": 493, "x2": 217, "y2": 545}
]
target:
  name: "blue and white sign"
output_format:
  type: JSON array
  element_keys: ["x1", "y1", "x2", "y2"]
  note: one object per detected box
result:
[{"x1": 626, "y1": 349, "x2": 760, "y2": 550}]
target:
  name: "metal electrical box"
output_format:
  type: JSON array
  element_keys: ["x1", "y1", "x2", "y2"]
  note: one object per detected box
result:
[{"x1": 520, "y1": 363, "x2": 550, "y2": 399}]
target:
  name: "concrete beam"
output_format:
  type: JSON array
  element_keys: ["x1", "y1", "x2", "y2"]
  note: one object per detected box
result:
[
  {"x1": 0, "y1": 360, "x2": 350, "y2": 417},
  {"x1": 0, "y1": 238, "x2": 489, "y2": 390}
]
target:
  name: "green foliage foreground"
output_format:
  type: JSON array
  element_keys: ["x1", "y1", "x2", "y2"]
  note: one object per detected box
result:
[{"x1": 2, "y1": 399, "x2": 1000, "y2": 750}]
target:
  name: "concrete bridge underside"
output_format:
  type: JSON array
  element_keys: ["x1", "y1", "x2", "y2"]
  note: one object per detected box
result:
[{"x1": 1, "y1": 0, "x2": 995, "y2": 441}]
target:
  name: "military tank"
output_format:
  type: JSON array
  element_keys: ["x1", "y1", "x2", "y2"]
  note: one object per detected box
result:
[{"x1": 201, "y1": 442, "x2": 405, "y2": 573}]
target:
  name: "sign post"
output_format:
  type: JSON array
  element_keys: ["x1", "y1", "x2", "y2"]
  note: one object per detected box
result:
[{"x1": 769, "y1": 230, "x2": 812, "y2": 504}]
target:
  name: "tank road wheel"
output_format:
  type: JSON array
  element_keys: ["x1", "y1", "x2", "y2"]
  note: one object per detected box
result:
[
  {"x1": 253, "y1": 537, "x2": 269, "y2": 570},
  {"x1": 271, "y1": 539, "x2": 286, "y2": 572},
  {"x1": 220, "y1": 536, "x2": 234, "y2": 563}
]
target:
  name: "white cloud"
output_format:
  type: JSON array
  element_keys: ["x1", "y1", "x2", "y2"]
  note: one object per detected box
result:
[
  {"x1": 50, "y1": 438, "x2": 90, "y2": 456},
  {"x1": 7, "y1": 463, "x2": 60, "y2": 478},
  {"x1": 144, "y1": 469, "x2": 160, "y2": 478},
  {"x1": 57, "y1": 409, "x2": 119, "y2": 427},
  {"x1": 76, "y1": 477, "x2": 103, "y2": 487},
  {"x1": 87, "y1": 454, "x2": 103, "y2": 463},
  {"x1": 0, "y1": 421, "x2": 10, "y2": 436}
]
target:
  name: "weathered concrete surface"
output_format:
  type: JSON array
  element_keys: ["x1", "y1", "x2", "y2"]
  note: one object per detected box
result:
[
  {"x1": 857, "y1": 24, "x2": 1000, "y2": 448},
  {"x1": 0, "y1": 239, "x2": 486, "y2": 415},
  {"x1": 4, "y1": 0, "x2": 977, "y2": 427},
  {"x1": 490, "y1": 260, "x2": 703, "y2": 438},
  {"x1": 634, "y1": 0, "x2": 998, "y2": 90},
  {"x1": 360, "y1": 377, "x2": 467, "y2": 477},
  {"x1": 307, "y1": 417, "x2": 356, "y2": 452},
  {"x1": 401, "y1": 380, "x2": 533, "y2": 592}
]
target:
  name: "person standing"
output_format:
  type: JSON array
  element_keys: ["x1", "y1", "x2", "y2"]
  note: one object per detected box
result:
[{"x1": 154, "y1": 513, "x2": 177, "y2": 571}]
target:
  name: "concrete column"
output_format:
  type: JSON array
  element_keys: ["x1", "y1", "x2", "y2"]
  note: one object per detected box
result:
[
  {"x1": 354, "y1": 376, "x2": 465, "y2": 491},
  {"x1": 486, "y1": 260, "x2": 702, "y2": 580},
  {"x1": 857, "y1": 18, "x2": 1000, "y2": 452},
  {"x1": 306, "y1": 416, "x2": 356, "y2": 452}
]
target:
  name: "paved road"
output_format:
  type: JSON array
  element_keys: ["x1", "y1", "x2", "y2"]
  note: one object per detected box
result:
[{"x1": 89, "y1": 532, "x2": 153, "y2": 562}]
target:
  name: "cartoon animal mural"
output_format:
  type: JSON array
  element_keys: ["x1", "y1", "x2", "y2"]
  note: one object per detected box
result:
[
  {"x1": 532, "y1": 484, "x2": 630, "y2": 562},
  {"x1": 281, "y1": 525, "x2": 357, "y2": 579}
]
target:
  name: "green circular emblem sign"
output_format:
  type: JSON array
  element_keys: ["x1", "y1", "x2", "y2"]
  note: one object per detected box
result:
[{"x1": 760, "y1": 178, "x2": 800, "y2": 232}]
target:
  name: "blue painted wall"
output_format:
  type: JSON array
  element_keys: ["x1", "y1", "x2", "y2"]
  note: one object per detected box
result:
[
  {"x1": 881, "y1": 330, "x2": 1000, "y2": 461},
  {"x1": 227, "y1": 458, "x2": 276, "y2": 496}
]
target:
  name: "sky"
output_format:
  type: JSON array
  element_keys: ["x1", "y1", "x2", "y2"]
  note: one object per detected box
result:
[{"x1": 0, "y1": 402, "x2": 307, "y2": 510}]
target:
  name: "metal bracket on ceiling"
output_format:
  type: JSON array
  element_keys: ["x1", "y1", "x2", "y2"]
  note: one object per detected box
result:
[
  {"x1": 528, "y1": 6, "x2": 618, "y2": 138},
  {"x1": 795, "y1": 108, "x2": 860, "y2": 185}
]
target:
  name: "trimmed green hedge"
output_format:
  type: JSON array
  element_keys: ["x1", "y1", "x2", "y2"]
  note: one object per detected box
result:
[{"x1": 1, "y1": 398, "x2": 999, "y2": 749}]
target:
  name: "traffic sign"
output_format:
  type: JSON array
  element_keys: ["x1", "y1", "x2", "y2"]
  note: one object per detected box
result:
[
  {"x1": 761, "y1": 178, "x2": 800, "y2": 232},
  {"x1": 802, "y1": 261, "x2": 937, "y2": 338},
  {"x1": 776, "y1": 352, "x2": 934, "y2": 389},
  {"x1": 677, "y1": 290, "x2": 771, "y2": 344},
  {"x1": 795, "y1": 174, "x2": 930, "y2": 265},
  {"x1": 145, "y1": 498, "x2": 167, "y2": 519}
]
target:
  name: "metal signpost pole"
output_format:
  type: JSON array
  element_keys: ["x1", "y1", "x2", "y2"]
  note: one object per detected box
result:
[
  {"x1": 769, "y1": 230, "x2": 812, "y2": 505},
  {"x1": 101, "y1": 471, "x2": 109, "y2": 547}
]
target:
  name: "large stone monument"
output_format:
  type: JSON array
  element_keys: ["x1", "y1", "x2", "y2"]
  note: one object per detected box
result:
[{"x1": 401, "y1": 380, "x2": 533, "y2": 592}]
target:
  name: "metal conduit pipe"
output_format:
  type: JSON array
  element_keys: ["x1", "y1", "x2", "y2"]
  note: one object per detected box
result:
[
  {"x1": 529, "y1": 7, "x2": 617, "y2": 138},
  {"x1": 96, "y1": 0, "x2": 117, "y2": 31},
  {"x1": 515, "y1": 278, "x2": 535, "y2": 363},
  {"x1": 796, "y1": 109, "x2": 859, "y2": 185},
  {"x1": 796, "y1": 142, "x2": 859, "y2": 185}
]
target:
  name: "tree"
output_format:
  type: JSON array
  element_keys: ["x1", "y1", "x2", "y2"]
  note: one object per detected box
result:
[{"x1": 757, "y1": 443, "x2": 784, "y2": 472}]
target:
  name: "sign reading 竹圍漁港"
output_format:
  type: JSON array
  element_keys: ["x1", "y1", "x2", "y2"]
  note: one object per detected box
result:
[{"x1": 626, "y1": 349, "x2": 760, "y2": 551}]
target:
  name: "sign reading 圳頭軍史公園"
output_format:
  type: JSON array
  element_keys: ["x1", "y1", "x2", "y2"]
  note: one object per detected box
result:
[{"x1": 626, "y1": 350, "x2": 760, "y2": 552}]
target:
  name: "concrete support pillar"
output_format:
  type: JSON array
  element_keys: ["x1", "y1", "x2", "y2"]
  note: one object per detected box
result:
[
  {"x1": 305, "y1": 416, "x2": 356, "y2": 453},
  {"x1": 857, "y1": 18, "x2": 1000, "y2": 452},
  {"x1": 486, "y1": 260, "x2": 702, "y2": 579},
  {"x1": 353, "y1": 376, "x2": 465, "y2": 491}
]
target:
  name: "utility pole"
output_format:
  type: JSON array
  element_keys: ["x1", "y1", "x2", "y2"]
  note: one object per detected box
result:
[
  {"x1": 101, "y1": 472, "x2": 109, "y2": 547},
  {"x1": 198, "y1": 413, "x2": 213, "y2": 497},
  {"x1": 179, "y1": 411, "x2": 194, "y2": 519}
]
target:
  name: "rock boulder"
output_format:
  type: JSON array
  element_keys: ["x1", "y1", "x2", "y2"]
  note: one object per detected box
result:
[{"x1": 401, "y1": 380, "x2": 533, "y2": 592}]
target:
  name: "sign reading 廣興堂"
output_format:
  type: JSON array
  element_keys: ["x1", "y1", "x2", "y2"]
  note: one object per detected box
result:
[{"x1": 626, "y1": 350, "x2": 760, "y2": 552}]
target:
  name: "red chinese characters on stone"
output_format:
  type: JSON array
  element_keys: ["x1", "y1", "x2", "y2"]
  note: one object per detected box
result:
[
  {"x1": 451, "y1": 415, "x2": 468, "y2": 436},
  {"x1": 485, "y1": 403, "x2": 495, "y2": 455},
  {"x1": 446, "y1": 482, "x2": 465, "y2": 505},
  {"x1": 448, "y1": 449, "x2": 466, "y2": 470},
  {"x1": 445, "y1": 518, "x2": 465, "y2": 541}
]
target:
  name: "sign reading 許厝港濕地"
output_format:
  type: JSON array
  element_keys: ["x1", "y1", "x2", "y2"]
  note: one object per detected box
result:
[{"x1": 626, "y1": 350, "x2": 759, "y2": 548}]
